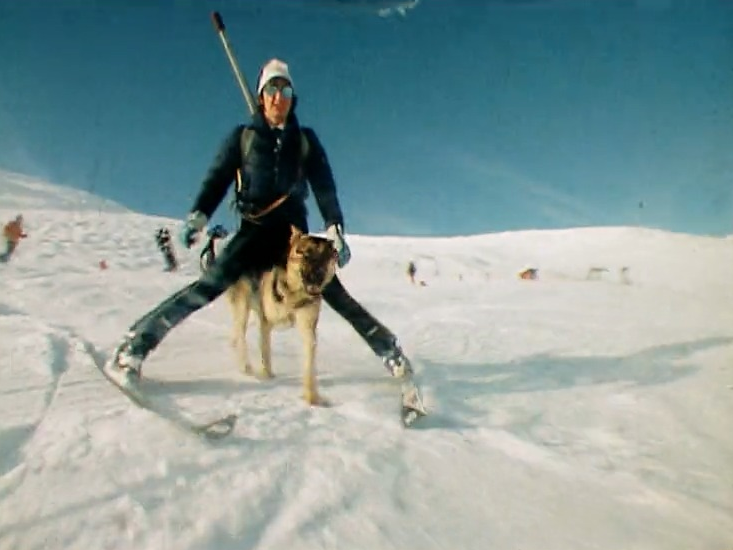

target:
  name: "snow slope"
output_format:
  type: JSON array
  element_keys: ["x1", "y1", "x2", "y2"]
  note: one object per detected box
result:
[{"x1": 1, "y1": 170, "x2": 731, "y2": 550}]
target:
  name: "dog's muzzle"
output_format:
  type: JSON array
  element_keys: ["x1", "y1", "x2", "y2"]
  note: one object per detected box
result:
[{"x1": 301, "y1": 264, "x2": 329, "y2": 295}]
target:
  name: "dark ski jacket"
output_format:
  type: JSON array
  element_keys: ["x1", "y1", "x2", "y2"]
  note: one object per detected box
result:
[{"x1": 190, "y1": 110, "x2": 344, "y2": 233}]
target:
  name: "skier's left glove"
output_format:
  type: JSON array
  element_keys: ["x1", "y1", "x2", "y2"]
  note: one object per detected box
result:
[
  {"x1": 326, "y1": 224, "x2": 351, "y2": 268},
  {"x1": 179, "y1": 211, "x2": 207, "y2": 249}
]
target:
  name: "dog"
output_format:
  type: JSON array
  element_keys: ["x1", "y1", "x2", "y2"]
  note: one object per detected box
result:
[{"x1": 225, "y1": 225, "x2": 338, "y2": 406}]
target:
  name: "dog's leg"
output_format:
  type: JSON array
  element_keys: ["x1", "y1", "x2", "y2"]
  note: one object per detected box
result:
[
  {"x1": 258, "y1": 316, "x2": 275, "y2": 379},
  {"x1": 295, "y1": 307, "x2": 327, "y2": 406},
  {"x1": 238, "y1": 305, "x2": 254, "y2": 376},
  {"x1": 227, "y1": 284, "x2": 254, "y2": 376}
]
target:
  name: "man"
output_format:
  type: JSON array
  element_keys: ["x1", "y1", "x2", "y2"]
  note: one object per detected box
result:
[
  {"x1": 0, "y1": 214, "x2": 28, "y2": 263},
  {"x1": 107, "y1": 58, "x2": 414, "y2": 384}
]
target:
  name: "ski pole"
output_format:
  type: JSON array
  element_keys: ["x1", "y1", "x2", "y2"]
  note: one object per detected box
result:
[{"x1": 210, "y1": 11, "x2": 257, "y2": 115}]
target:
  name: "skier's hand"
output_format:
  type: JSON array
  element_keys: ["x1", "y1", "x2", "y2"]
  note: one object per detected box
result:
[
  {"x1": 179, "y1": 211, "x2": 207, "y2": 249},
  {"x1": 326, "y1": 224, "x2": 351, "y2": 268}
]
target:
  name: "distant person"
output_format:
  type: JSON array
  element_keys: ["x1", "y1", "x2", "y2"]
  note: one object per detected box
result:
[
  {"x1": 0, "y1": 214, "x2": 28, "y2": 263},
  {"x1": 407, "y1": 260, "x2": 417, "y2": 284}
]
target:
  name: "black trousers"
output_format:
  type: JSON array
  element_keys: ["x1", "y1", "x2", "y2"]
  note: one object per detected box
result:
[
  {"x1": 125, "y1": 220, "x2": 396, "y2": 361},
  {"x1": 0, "y1": 239, "x2": 17, "y2": 262}
]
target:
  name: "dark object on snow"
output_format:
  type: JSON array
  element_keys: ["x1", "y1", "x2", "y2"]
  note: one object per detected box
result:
[
  {"x1": 155, "y1": 227, "x2": 179, "y2": 272},
  {"x1": 407, "y1": 260, "x2": 417, "y2": 284}
]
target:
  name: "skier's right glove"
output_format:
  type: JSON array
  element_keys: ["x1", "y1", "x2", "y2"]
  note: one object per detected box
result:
[{"x1": 179, "y1": 211, "x2": 207, "y2": 249}]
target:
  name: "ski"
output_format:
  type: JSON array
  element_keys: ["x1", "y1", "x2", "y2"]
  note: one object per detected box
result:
[
  {"x1": 400, "y1": 376, "x2": 427, "y2": 427},
  {"x1": 97, "y1": 358, "x2": 237, "y2": 440}
]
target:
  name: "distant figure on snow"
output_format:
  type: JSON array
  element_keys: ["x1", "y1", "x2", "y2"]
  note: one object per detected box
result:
[
  {"x1": 518, "y1": 267, "x2": 538, "y2": 281},
  {"x1": 407, "y1": 260, "x2": 417, "y2": 284},
  {"x1": 155, "y1": 227, "x2": 179, "y2": 272},
  {"x1": 199, "y1": 224, "x2": 230, "y2": 273},
  {"x1": 0, "y1": 214, "x2": 28, "y2": 263}
]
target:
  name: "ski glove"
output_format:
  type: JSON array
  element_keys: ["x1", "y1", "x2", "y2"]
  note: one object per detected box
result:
[
  {"x1": 179, "y1": 211, "x2": 208, "y2": 249},
  {"x1": 326, "y1": 224, "x2": 351, "y2": 268}
]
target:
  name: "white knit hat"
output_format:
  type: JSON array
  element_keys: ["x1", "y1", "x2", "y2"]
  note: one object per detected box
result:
[{"x1": 256, "y1": 58, "x2": 294, "y2": 95}]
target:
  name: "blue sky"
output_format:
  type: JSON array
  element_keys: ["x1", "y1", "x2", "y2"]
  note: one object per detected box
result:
[{"x1": 1, "y1": 0, "x2": 731, "y2": 236}]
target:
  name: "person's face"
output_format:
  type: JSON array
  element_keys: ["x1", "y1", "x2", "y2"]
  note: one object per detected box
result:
[{"x1": 259, "y1": 77, "x2": 294, "y2": 126}]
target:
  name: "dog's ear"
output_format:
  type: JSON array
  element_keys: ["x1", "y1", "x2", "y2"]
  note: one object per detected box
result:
[{"x1": 289, "y1": 225, "x2": 303, "y2": 248}]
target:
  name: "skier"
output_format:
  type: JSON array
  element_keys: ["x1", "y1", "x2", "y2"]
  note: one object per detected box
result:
[
  {"x1": 0, "y1": 214, "x2": 28, "y2": 263},
  {"x1": 107, "y1": 58, "x2": 416, "y2": 386},
  {"x1": 155, "y1": 227, "x2": 178, "y2": 272},
  {"x1": 407, "y1": 261, "x2": 417, "y2": 284}
]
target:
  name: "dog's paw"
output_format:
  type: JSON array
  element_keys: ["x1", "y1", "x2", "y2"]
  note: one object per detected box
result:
[
  {"x1": 257, "y1": 368, "x2": 275, "y2": 380},
  {"x1": 304, "y1": 392, "x2": 330, "y2": 407},
  {"x1": 239, "y1": 363, "x2": 254, "y2": 376}
]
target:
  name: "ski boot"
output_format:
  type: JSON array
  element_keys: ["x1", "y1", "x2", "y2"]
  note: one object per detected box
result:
[
  {"x1": 104, "y1": 332, "x2": 145, "y2": 387},
  {"x1": 382, "y1": 344, "x2": 414, "y2": 379}
]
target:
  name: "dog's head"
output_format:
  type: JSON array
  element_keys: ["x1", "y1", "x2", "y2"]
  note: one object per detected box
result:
[{"x1": 287, "y1": 226, "x2": 338, "y2": 295}]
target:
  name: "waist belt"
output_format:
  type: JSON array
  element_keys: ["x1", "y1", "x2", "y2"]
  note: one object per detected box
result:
[{"x1": 242, "y1": 193, "x2": 290, "y2": 224}]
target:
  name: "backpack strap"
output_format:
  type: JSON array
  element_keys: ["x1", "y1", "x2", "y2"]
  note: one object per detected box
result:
[
  {"x1": 237, "y1": 127, "x2": 256, "y2": 194},
  {"x1": 299, "y1": 131, "x2": 310, "y2": 163},
  {"x1": 297, "y1": 131, "x2": 310, "y2": 180}
]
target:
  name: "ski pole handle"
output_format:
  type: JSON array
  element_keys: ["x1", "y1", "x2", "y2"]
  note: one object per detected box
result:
[{"x1": 210, "y1": 11, "x2": 258, "y2": 115}]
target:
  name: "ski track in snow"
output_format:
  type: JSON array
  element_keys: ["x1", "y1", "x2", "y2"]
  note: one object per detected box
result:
[{"x1": 0, "y1": 308, "x2": 69, "y2": 477}]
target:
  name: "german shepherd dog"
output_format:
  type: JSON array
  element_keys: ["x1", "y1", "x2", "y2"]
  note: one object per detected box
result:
[{"x1": 226, "y1": 226, "x2": 338, "y2": 406}]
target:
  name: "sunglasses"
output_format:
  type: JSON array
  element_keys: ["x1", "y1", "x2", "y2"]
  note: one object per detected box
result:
[{"x1": 263, "y1": 83, "x2": 294, "y2": 99}]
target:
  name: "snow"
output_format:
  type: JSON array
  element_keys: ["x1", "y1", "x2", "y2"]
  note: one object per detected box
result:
[{"x1": 1, "y1": 169, "x2": 731, "y2": 550}]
